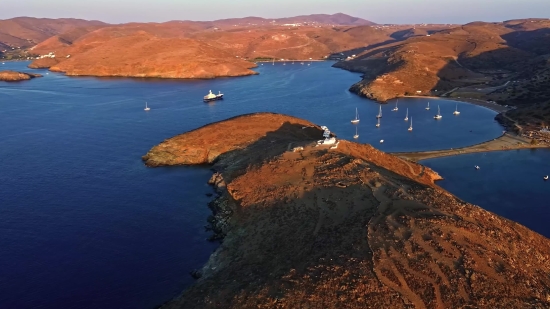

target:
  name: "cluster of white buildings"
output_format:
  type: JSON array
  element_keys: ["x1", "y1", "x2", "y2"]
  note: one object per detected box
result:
[{"x1": 37, "y1": 52, "x2": 56, "y2": 59}]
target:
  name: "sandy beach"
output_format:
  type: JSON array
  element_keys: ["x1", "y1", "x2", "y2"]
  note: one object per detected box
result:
[
  {"x1": 404, "y1": 95, "x2": 509, "y2": 113},
  {"x1": 392, "y1": 133, "x2": 549, "y2": 162}
]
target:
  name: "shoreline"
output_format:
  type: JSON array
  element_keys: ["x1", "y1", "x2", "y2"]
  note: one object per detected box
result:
[
  {"x1": 391, "y1": 133, "x2": 549, "y2": 162},
  {"x1": 403, "y1": 95, "x2": 509, "y2": 113}
]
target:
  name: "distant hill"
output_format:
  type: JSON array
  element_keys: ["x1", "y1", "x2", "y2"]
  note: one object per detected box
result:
[
  {"x1": 207, "y1": 13, "x2": 375, "y2": 27},
  {"x1": 334, "y1": 18, "x2": 550, "y2": 127},
  {"x1": 0, "y1": 17, "x2": 106, "y2": 50},
  {"x1": 26, "y1": 19, "x2": 425, "y2": 79}
]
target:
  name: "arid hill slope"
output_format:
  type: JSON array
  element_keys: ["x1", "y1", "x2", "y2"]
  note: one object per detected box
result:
[
  {"x1": 47, "y1": 33, "x2": 257, "y2": 79},
  {"x1": 335, "y1": 19, "x2": 549, "y2": 100},
  {"x1": 0, "y1": 17, "x2": 105, "y2": 50},
  {"x1": 26, "y1": 20, "x2": 446, "y2": 79},
  {"x1": 143, "y1": 113, "x2": 550, "y2": 309}
]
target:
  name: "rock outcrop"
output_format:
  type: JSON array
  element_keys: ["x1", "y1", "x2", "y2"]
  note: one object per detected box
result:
[
  {"x1": 144, "y1": 113, "x2": 550, "y2": 309},
  {"x1": 0, "y1": 70, "x2": 42, "y2": 81}
]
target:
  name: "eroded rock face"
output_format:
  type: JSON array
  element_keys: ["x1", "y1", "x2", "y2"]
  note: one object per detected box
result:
[
  {"x1": 0, "y1": 70, "x2": 42, "y2": 81},
  {"x1": 145, "y1": 113, "x2": 550, "y2": 309}
]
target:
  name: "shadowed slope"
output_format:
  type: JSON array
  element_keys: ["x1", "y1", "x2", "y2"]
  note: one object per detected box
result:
[{"x1": 144, "y1": 113, "x2": 550, "y2": 309}]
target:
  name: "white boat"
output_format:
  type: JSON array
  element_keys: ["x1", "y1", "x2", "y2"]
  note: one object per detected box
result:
[
  {"x1": 144, "y1": 102, "x2": 150, "y2": 111},
  {"x1": 544, "y1": 175, "x2": 549, "y2": 181},
  {"x1": 404, "y1": 108, "x2": 409, "y2": 121},
  {"x1": 434, "y1": 105, "x2": 442, "y2": 120},
  {"x1": 392, "y1": 99, "x2": 399, "y2": 111},
  {"x1": 376, "y1": 105, "x2": 382, "y2": 118},
  {"x1": 203, "y1": 90, "x2": 223, "y2": 102},
  {"x1": 408, "y1": 117, "x2": 413, "y2": 131},
  {"x1": 376, "y1": 117, "x2": 380, "y2": 128},
  {"x1": 353, "y1": 126, "x2": 359, "y2": 139},
  {"x1": 426, "y1": 102, "x2": 430, "y2": 110},
  {"x1": 380, "y1": 139, "x2": 384, "y2": 143},
  {"x1": 351, "y1": 107, "x2": 360, "y2": 124},
  {"x1": 453, "y1": 103, "x2": 460, "y2": 115},
  {"x1": 272, "y1": 59, "x2": 275, "y2": 65},
  {"x1": 475, "y1": 165, "x2": 480, "y2": 170}
]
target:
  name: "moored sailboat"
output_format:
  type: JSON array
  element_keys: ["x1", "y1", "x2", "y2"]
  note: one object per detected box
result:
[
  {"x1": 434, "y1": 105, "x2": 442, "y2": 120},
  {"x1": 453, "y1": 103, "x2": 460, "y2": 115},
  {"x1": 408, "y1": 117, "x2": 413, "y2": 131},
  {"x1": 144, "y1": 102, "x2": 150, "y2": 111},
  {"x1": 351, "y1": 108, "x2": 360, "y2": 124},
  {"x1": 404, "y1": 108, "x2": 409, "y2": 121},
  {"x1": 392, "y1": 99, "x2": 399, "y2": 111}
]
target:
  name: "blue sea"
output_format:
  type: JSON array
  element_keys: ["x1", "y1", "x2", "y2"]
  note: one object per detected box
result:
[{"x1": 0, "y1": 60, "x2": 546, "y2": 309}]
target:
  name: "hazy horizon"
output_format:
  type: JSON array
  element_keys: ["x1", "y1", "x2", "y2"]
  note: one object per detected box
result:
[{"x1": 1, "y1": 0, "x2": 549, "y2": 24}]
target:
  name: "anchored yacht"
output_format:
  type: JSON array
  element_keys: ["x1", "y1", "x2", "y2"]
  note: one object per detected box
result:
[{"x1": 203, "y1": 90, "x2": 223, "y2": 102}]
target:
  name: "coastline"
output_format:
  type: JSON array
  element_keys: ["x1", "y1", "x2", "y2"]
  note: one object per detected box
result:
[
  {"x1": 151, "y1": 113, "x2": 550, "y2": 309},
  {"x1": 392, "y1": 133, "x2": 549, "y2": 162},
  {"x1": 403, "y1": 95, "x2": 509, "y2": 113}
]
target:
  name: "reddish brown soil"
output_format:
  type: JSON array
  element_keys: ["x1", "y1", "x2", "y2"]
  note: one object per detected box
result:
[
  {"x1": 24, "y1": 18, "x2": 441, "y2": 79},
  {"x1": 144, "y1": 113, "x2": 550, "y2": 309},
  {"x1": 337, "y1": 19, "x2": 550, "y2": 103},
  {"x1": 0, "y1": 17, "x2": 105, "y2": 49}
]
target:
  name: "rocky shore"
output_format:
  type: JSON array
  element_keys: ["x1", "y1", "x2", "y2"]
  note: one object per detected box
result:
[
  {"x1": 0, "y1": 70, "x2": 42, "y2": 81},
  {"x1": 144, "y1": 113, "x2": 550, "y2": 309}
]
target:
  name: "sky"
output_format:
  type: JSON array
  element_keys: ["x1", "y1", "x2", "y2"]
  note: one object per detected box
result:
[{"x1": 1, "y1": 0, "x2": 549, "y2": 24}]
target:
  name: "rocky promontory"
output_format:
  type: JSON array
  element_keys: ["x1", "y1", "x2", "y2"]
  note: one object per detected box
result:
[
  {"x1": 145, "y1": 113, "x2": 550, "y2": 309},
  {"x1": 0, "y1": 70, "x2": 43, "y2": 81},
  {"x1": 29, "y1": 33, "x2": 258, "y2": 79}
]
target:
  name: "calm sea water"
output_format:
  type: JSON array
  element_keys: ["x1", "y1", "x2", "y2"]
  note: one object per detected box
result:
[
  {"x1": 0, "y1": 60, "x2": 514, "y2": 309},
  {"x1": 422, "y1": 149, "x2": 550, "y2": 238}
]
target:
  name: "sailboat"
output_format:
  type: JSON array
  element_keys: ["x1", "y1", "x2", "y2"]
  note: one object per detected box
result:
[
  {"x1": 544, "y1": 175, "x2": 549, "y2": 181},
  {"x1": 353, "y1": 126, "x2": 359, "y2": 139},
  {"x1": 392, "y1": 99, "x2": 399, "y2": 111},
  {"x1": 272, "y1": 58, "x2": 275, "y2": 65},
  {"x1": 376, "y1": 117, "x2": 381, "y2": 128},
  {"x1": 376, "y1": 105, "x2": 382, "y2": 118},
  {"x1": 453, "y1": 103, "x2": 460, "y2": 115},
  {"x1": 434, "y1": 105, "x2": 442, "y2": 120},
  {"x1": 426, "y1": 102, "x2": 430, "y2": 110},
  {"x1": 408, "y1": 117, "x2": 413, "y2": 131},
  {"x1": 351, "y1": 108, "x2": 360, "y2": 124},
  {"x1": 404, "y1": 108, "x2": 409, "y2": 121},
  {"x1": 144, "y1": 102, "x2": 150, "y2": 111}
]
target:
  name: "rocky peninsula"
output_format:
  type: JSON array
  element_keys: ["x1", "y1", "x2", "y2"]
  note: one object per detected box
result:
[
  {"x1": 144, "y1": 113, "x2": 550, "y2": 309},
  {"x1": 0, "y1": 70, "x2": 42, "y2": 81}
]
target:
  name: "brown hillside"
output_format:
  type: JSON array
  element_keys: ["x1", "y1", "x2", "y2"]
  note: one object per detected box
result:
[
  {"x1": 48, "y1": 32, "x2": 257, "y2": 79},
  {"x1": 337, "y1": 19, "x2": 550, "y2": 106},
  {"x1": 26, "y1": 21, "x2": 444, "y2": 78},
  {"x1": 143, "y1": 113, "x2": 550, "y2": 309},
  {"x1": 0, "y1": 17, "x2": 106, "y2": 49}
]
